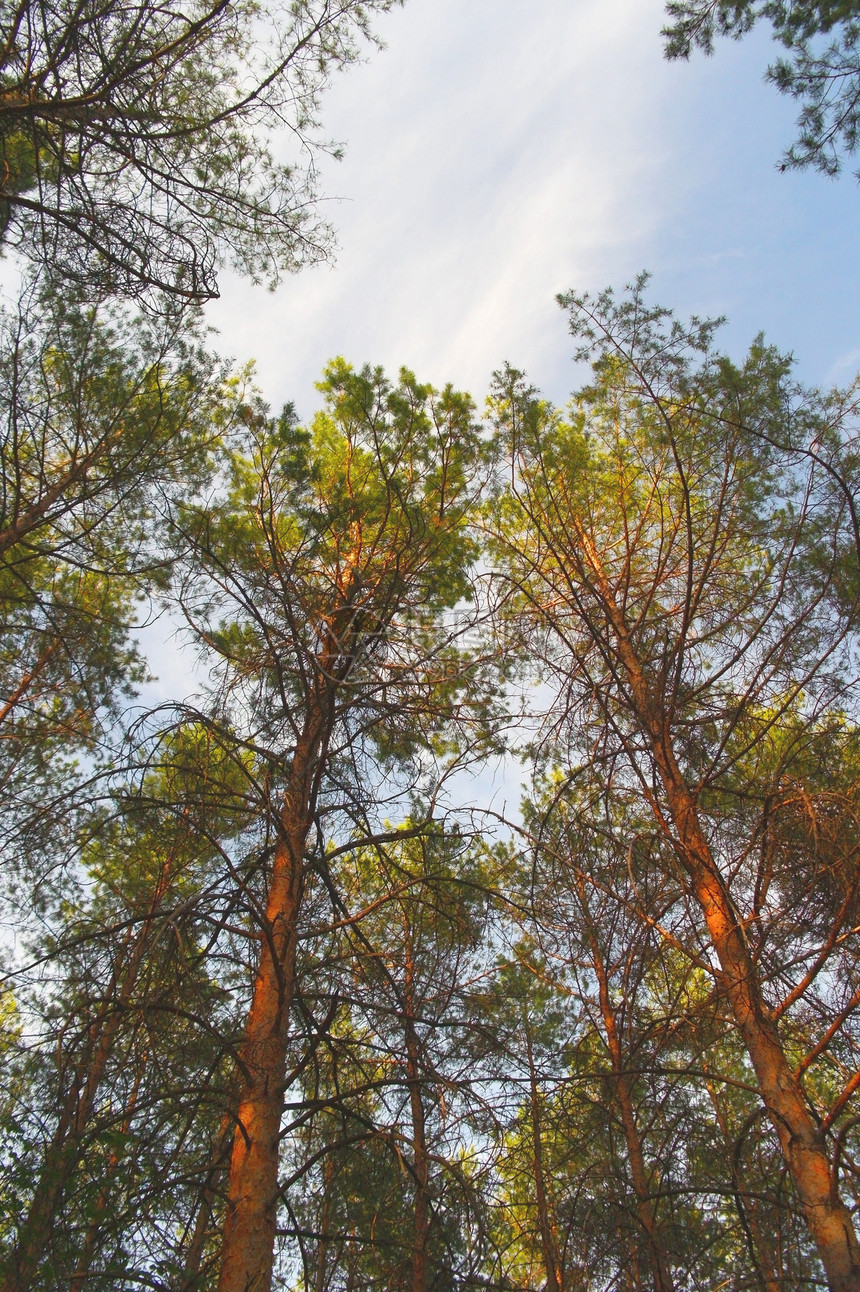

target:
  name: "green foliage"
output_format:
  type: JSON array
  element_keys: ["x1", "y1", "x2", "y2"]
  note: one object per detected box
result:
[
  {"x1": 0, "y1": 287, "x2": 229, "y2": 795},
  {"x1": 484, "y1": 279, "x2": 860, "y2": 1288},
  {"x1": 663, "y1": 0, "x2": 860, "y2": 174},
  {"x1": 491, "y1": 277, "x2": 858, "y2": 771},
  {"x1": 0, "y1": 0, "x2": 401, "y2": 300},
  {"x1": 3, "y1": 279, "x2": 860, "y2": 1290},
  {"x1": 175, "y1": 359, "x2": 495, "y2": 776},
  {"x1": 278, "y1": 822, "x2": 497, "y2": 1292},
  {"x1": 0, "y1": 731, "x2": 248, "y2": 1291}
]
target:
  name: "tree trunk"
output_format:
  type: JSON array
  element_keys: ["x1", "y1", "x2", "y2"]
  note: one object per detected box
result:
[
  {"x1": 217, "y1": 678, "x2": 335, "y2": 1292},
  {"x1": 177, "y1": 1111, "x2": 236, "y2": 1292},
  {"x1": 704, "y1": 1077, "x2": 780, "y2": 1292},
  {"x1": 215, "y1": 816, "x2": 307, "y2": 1292},
  {"x1": 582, "y1": 544, "x2": 860, "y2": 1291},
  {"x1": 2, "y1": 865, "x2": 172, "y2": 1292},
  {"x1": 584, "y1": 900, "x2": 674, "y2": 1292},
  {"x1": 67, "y1": 1059, "x2": 145, "y2": 1292},
  {"x1": 312, "y1": 1155, "x2": 335, "y2": 1292},
  {"x1": 654, "y1": 742, "x2": 860, "y2": 1290},
  {"x1": 524, "y1": 1030, "x2": 563, "y2": 1292}
]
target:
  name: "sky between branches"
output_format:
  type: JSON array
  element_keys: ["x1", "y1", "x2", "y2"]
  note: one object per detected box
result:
[
  {"x1": 208, "y1": 0, "x2": 860, "y2": 416},
  {"x1": 140, "y1": 0, "x2": 860, "y2": 757}
]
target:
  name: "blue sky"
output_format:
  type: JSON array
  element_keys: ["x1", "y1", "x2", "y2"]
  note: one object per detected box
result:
[
  {"x1": 142, "y1": 0, "x2": 860, "y2": 735},
  {"x1": 207, "y1": 0, "x2": 860, "y2": 415}
]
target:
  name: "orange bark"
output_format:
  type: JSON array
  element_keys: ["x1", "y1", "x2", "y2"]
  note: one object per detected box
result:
[
  {"x1": 215, "y1": 812, "x2": 308, "y2": 1292},
  {"x1": 217, "y1": 668, "x2": 337, "y2": 1292},
  {"x1": 216, "y1": 530, "x2": 370, "y2": 1292},
  {"x1": 579, "y1": 541, "x2": 860, "y2": 1291},
  {"x1": 0, "y1": 426, "x2": 125, "y2": 558},
  {"x1": 658, "y1": 760, "x2": 860, "y2": 1289}
]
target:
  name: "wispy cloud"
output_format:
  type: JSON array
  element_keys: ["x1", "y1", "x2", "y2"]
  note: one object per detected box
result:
[{"x1": 208, "y1": 0, "x2": 860, "y2": 414}]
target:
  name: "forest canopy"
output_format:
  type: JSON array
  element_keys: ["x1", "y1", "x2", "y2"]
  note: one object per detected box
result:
[
  {"x1": 2, "y1": 276, "x2": 860, "y2": 1291},
  {"x1": 663, "y1": 0, "x2": 860, "y2": 173},
  {"x1": 0, "y1": 0, "x2": 401, "y2": 301},
  {"x1": 1, "y1": 0, "x2": 860, "y2": 1290}
]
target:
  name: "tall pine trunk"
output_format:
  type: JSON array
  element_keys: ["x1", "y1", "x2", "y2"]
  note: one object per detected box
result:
[
  {"x1": 583, "y1": 541, "x2": 860, "y2": 1291},
  {"x1": 177, "y1": 1111, "x2": 236, "y2": 1292},
  {"x1": 217, "y1": 679, "x2": 335, "y2": 1292},
  {"x1": 403, "y1": 932, "x2": 430, "y2": 1292},
  {"x1": 655, "y1": 752, "x2": 860, "y2": 1289},
  {"x1": 524, "y1": 1030, "x2": 563, "y2": 1292},
  {"x1": 215, "y1": 826, "x2": 303, "y2": 1292},
  {"x1": 67, "y1": 1058, "x2": 145, "y2": 1292},
  {"x1": 704, "y1": 1078, "x2": 781, "y2": 1292}
]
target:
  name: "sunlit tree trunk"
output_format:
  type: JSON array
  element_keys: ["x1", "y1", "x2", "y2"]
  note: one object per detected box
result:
[
  {"x1": 215, "y1": 823, "x2": 304, "y2": 1292},
  {"x1": 217, "y1": 676, "x2": 336, "y2": 1292},
  {"x1": 196, "y1": 366, "x2": 488, "y2": 1292},
  {"x1": 582, "y1": 539, "x2": 860, "y2": 1291}
]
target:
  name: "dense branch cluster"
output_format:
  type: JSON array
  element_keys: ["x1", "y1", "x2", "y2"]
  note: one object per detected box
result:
[
  {"x1": 2, "y1": 277, "x2": 860, "y2": 1292},
  {"x1": 0, "y1": 0, "x2": 400, "y2": 299},
  {"x1": 1, "y1": 0, "x2": 860, "y2": 1288}
]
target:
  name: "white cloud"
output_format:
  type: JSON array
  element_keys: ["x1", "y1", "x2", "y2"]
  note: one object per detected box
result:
[
  {"x1": 207, "y1": 0, "x2": 680, "y2": 411},
  {"x1": 207, "y1": 0, "x2": 860, "y2": 411}
]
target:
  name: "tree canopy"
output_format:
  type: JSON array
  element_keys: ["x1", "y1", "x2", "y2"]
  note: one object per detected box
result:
[
  {"x1": 663, "y1": 0, "x2": 860, "y2": 173},
  {"x1": 2, "y1": 0, "x2": 860, "y2": 1285},
  {"x1": 0, "y1": 0, "x2": 400, "y2": 301},
  {"x1": 3, "y1": 282, "x2": 860, "y2": 1291}
]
